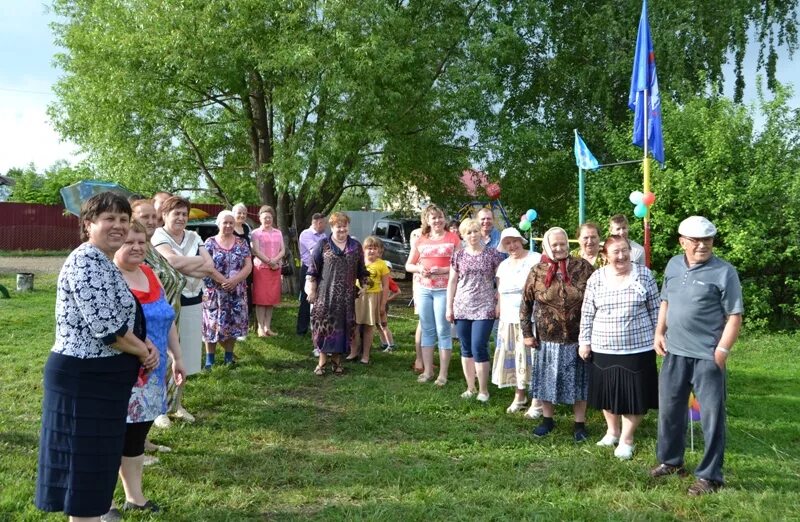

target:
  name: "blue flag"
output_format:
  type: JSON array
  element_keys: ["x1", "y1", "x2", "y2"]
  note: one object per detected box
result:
[
  {"x1": 574, "y1": 130, "x2": 599, "y2": 170},
  {"x1": 628, "y1": 0, "x2": 664, "y2": 165}
]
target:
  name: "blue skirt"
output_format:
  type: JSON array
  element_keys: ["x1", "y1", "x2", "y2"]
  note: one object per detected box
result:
[{"x1": 35, "y1": 351, "x2": 139, "y2": 517}]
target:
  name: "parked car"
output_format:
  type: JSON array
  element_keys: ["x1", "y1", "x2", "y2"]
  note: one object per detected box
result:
[{"x1": 372, "y1": 215, "x2": 421, "y2": 279}]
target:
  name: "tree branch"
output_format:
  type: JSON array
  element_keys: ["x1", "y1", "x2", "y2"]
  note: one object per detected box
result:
[{"x1": 178, "y1": 125, "x2": 232, "y2": 207}]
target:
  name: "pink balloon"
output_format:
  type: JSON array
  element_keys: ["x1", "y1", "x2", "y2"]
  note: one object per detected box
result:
[{"x1": 642, "y1": 192, "x2": 656, "y2": 206}]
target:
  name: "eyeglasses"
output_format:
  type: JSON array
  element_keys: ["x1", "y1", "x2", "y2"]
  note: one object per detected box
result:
[{"x1": 682, "y1": 236, "x2": 714, "y2": 245}]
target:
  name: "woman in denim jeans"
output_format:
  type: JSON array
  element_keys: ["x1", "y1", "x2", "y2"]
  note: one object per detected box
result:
[
  {"x1": 405, "y1": 204, "x2": 461, "y2": 385},
  {"x1": 446, "y1": 218, "x2": 503, "y2": 402}
]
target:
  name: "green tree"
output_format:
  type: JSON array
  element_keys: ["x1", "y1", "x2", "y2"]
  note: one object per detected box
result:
[
  {"x1": 6, "y1": 162, "x2": 91, "y2": 205},
  {"x1": 50, "y1": 0, "x2": 483, "y2": 232},
  {"x1": 469, "y1": 0, "x2": 797, "y2": 226}
]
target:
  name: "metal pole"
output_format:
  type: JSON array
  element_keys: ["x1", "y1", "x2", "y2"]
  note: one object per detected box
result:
[
  {"x1": 578, "y1": 167, "x2": 585, "y2": 228},
  {"x1": 643, "y1": 89, "x2": 651, "y2": 268}
]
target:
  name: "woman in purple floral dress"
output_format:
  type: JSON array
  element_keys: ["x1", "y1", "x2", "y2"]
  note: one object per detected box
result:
[
  {"x1": 305, "y1": 212, "x2": 368, "y2": 375},
  {"x1": 202, "y1": 211, "x2": 252, "y2": 368},
  {"x1": 446, "y1": 218, "x2": 503, "y2": 402}
]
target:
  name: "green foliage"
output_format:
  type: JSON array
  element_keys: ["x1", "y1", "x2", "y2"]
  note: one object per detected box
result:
[
  {"x1": 6, "y1": 161, "x2": 92, "y2": 205},
  {"x1": 2, "y1": 272, "x2": 800, "y2": 520},
  {"x1": 49, "y1": 0, "x2": 481, "y2": 228},
  {"x1": 332, "y1": 186, "x2": 372, "y2": 212}
]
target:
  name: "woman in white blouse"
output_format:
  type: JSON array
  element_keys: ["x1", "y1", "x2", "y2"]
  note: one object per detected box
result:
[{"x1": 152, "y1": 196, "x2": 223, "y2": 376}]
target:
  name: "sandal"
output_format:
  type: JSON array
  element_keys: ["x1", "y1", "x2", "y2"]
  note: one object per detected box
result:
[
  {"x1": 332, "y1": 363, "x2": 345, "y2": 375},
  {"x1": 313, "y1": 365, "x2": 325, "y2": 376},
  {"x1": 434, "y1": 377, "x2": 447, "y2": 387}
]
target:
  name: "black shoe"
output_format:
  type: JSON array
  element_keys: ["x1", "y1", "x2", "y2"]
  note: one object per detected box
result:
[
  {"x1": 532, "y1": 419, "x2": 554, "y2": 437},
  {"x1": 687, "y1": 478, "x2": 724, "y2": 496},
  {"x1": 122, "y1": 500, "x2": 160, "y2": 512},
  {"x1": 650, "y1": 463, "x2": 689, "y2": 478},
  {"x1": 573, "y1": 428, "x2": 588, "y2": 443},
  {"x1": 101, "y1": 508, "x2": 123, "y2": 522}
]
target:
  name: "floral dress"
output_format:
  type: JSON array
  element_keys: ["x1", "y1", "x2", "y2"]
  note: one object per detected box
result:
[
  {"x1": 128, "y1": 265, "x2": 174, "y2": 423},
  {"x1": 203, "y1": 236, "x2": 251, "y2": 342},
  {"x1": 308, "y1": 236, "x2": 368, "y2": 354}
]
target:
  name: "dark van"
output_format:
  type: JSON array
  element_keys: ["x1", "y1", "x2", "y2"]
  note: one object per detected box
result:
[{"x1": 372, "y1": 216, "x2": 421, "y2": 279}]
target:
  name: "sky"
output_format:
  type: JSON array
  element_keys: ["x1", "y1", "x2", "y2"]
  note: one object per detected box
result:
[{"x1": 0, "y1": 2, "x2": 798, "y2": 175}]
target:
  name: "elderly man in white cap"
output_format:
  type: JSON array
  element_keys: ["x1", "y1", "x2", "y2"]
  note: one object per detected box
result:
[{"x1": 650, "y1": 216, "x2": 743, "y2": 496}]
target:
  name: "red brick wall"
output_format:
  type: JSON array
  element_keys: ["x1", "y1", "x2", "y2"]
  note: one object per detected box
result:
[{"x1": 0, "y1": 202, "x2": 263, "y2": 251}]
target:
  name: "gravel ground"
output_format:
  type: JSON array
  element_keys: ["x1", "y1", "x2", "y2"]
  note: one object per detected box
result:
[{"x1": 0, "y1": 257, "x2": 66, "y2": 274}]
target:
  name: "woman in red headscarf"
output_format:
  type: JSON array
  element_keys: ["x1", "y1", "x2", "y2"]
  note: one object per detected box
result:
[{"x1": 520, "y1": 226, "x2": 594, "y2": 442}]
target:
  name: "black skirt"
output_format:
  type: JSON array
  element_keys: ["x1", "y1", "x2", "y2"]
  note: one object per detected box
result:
[
  {"x1": 587, "y1": 350, "x2": 658, "y2": 415},
  {"x1": 35, "y1": 351, "x2": 139, "y2": 517}
]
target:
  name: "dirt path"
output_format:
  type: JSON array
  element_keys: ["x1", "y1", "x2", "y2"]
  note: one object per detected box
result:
[{"x1": 0, "y1": 257, "x2": 66, "y2": 274}]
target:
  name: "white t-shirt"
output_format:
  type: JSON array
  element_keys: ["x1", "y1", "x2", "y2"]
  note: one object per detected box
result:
[
  {"x1": 152, "y1": 227, "x2": 204, "y2": 298},
  {"x1": 495, "y1": 251, "x2": 541, "y2": 324}
]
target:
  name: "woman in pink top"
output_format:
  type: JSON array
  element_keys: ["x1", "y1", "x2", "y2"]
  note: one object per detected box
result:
[
  {"x1": 250, "y1": 205, "x2": 285, "y2": 336},
  {"x1": 405, "y1": 204, "x2": 461, "y2": 386}
]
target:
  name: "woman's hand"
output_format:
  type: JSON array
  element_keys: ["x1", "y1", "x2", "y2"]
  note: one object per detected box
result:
[
  {"x1": 221, "y1": 278, "x2": 237, "y2": 292},
  {"x1": 172, "y1": 360, "x2": 186, "y2": 387},
  {"x1": 142, "y1": 339, "x2": 160, "y2": 371},
  {"x1": 523, "y1": 336, "x2": 538, "y2": 348},
  {"x1": 446, "y1": 307, "x2": 454, "y2": 323},
  {"x1": 579, "y1": 344, "x2": 592, "y2": 360}
]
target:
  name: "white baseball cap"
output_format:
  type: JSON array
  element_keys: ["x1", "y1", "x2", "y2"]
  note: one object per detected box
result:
[
  {"x1": 678, "y1": 216, "x2": 717, "y2": 238},
  {"x1": 497, "y1": 227, "x2": 528, "y2": 252}
]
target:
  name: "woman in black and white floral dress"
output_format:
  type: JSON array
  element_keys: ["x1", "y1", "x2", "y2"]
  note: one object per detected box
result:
[{"x1": 35, "y1": 192, "x2": 159, "y2": 520}]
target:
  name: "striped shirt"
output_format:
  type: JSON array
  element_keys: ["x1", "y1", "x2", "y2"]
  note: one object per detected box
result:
[{"x1": 578, "y1": 263, "x2": 660, "y2": 354}]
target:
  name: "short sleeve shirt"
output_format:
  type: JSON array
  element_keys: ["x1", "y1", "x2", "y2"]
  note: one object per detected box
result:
[
  {"x1": 152, "y1": 227, "x2": 205, "y2": 298},
  {"x1": 251, "y1": 228, "x2": 284, "y2": 268},
  {"x1": 410, "y1": 231, "x2": 461, "y2": 290},
  {"x1": 451, "y1": 248, "x2": 504, "y2": 320},
  {"x1": 52, "y1": 243, "x2": 136, "y2": 358},
  {"x1": 661, "y1": 254, "x2": 743, "y2": 360},
  {"x1": 364, "y1": 258, "x2": 390, "y2": 293},
  {"x1": 496, "y1": 252, "x2": 541, "y2": 324}
]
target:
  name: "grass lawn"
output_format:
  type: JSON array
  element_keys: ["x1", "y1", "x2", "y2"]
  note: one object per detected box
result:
[{"x1": 1, "y1": 272, "x2": 799, "y2": 521}]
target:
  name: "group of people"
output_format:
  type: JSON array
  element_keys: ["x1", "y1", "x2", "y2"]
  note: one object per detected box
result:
[
  {"x1": 34, "y1": 192, "x2": 292, "y2": 521},
  {"x1": 397, "y1": 205, "x2": 742, "y2": 496},
  {"x1": 34, "y1": 194, "x2": 743, "y2": 520}
]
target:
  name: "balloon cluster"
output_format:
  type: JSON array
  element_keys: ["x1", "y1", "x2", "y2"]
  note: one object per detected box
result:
[
  {"x1": 518, "y1": 208, "x2": 538, "y2": 231},
  {"x1": 629, "y1": 191, "x2": 656, "y2": 219}
]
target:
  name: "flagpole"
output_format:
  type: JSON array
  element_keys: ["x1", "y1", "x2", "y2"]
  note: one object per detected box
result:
[
  {"x1": 643, "y1": 89, "x2": 651, "y2": 268},
  {"x1": 578, "y1": 166, "x2": 585, "y2": 228}
]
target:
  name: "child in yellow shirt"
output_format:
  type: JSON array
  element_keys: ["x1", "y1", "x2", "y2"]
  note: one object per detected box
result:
[{"x1": 349, "y1": 236, "x2": 389, "y2": 364}]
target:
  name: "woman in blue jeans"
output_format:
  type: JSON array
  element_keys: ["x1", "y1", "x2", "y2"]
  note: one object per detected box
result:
[
  {"x1": 405, "y1": 204, "x2": 461, "y2": 385},
  {"x1": 447, "y1": 218, "x2": 503, "y2": 402}
]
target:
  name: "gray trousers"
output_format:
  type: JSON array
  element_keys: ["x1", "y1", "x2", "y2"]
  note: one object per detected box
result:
[{"x1": 657, "y1": 353, "x2": 727, "y2": 483}]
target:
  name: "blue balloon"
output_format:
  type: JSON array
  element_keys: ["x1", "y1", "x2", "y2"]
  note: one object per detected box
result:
[
  {"x1": 633, "y1": 203, "x2": 648, "y2": 219},
  {"x1": 526, "y1": 209, "x2": 538, "y2": 222}
]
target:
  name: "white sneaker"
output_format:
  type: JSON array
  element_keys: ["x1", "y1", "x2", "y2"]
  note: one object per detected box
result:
[
  {"x1": 523, "y1": 405, "x2": 543, "y2": 419},
  {"x1": 460, "y1": 390, "x2": 475, "y2": 399},
  {"x1": 237, "y1": 336, "x2": 247, "y2": 342},
  {"x1": 614, "y1": 443, "x2": 635, "y2": 460},
  {"x1": 173, "y1": 407, "x2": 195, "y2": 423},
  {"x1": 312, "y1": 348, "x2": 321, "y2": 357},
  {"x1": 153, "y1": 414, "x2": 172, "y2": 429},
  {"x1": 476, "y1": 393, "x2": 490, "y2": 403},
  {"x1": 596, "y1": 434, "x2": 620, "y2": 447}
]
